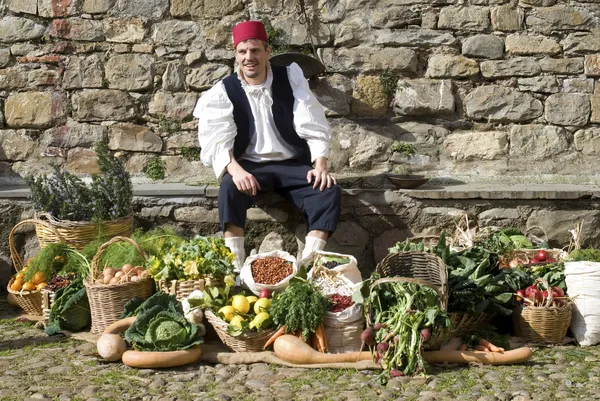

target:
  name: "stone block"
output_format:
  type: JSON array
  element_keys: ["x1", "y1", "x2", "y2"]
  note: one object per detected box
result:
[
  {"x1": 72, "y1": 89, "x2": 136, "y2": 122},
  {"x1": 334, "y1": 19, "x2": 366, "y2": 48},
  {"x1": 517, "y1": 76, "x2": 559, "y2": 93},
  {"x1": 438, "y1": 6, "x2": 490, "y2": 31},
  {"x1": 64, "y1": 147, "x2": 100, "y2": 174},
  {"x1": 313, "y1": 74, "x2": 352, "y2": 117},
  {"x1": 83, "y1": 0, "x2": 116, "y2": 13},
  {"x1": 545, "y1": 93, "x2": 590, "y2": 126},
  {"x1": 539, "y1": 57, "x2": 584, "y2": 74},
  {"x1": 348, "y1": 133, "x2": 389, "y2": 170},
  {"x1": 585, "y1": 55, "x2": 600, "y2": 77},
  {"x1": 527, "y1": 210, "x2": 600, "y2": 248},
  {"x1": 352, "y1": 75, "x2": 389, "y2": 118},
  {"x1": 0, "y1": 17, "x2": 46, "y2": 43},
  {"x1": 114, "y1": 0, "x2": 169, "y2": 19},
  {"x1": 394, "y1": 79, "x2": 454, "y2": 117},
  {"x1": 108, "y1": 124, "x2": 162, "y2": 152},
  {"x1": 272, "y1": 15, "x2": 332, "y2": 46},
  {"x1": 103, "y1": 18, "x2": 145, "y2": 43},
  {"x1": 126, "y1": 153, "x2": 153, "y2": 174},
  {"x1": 480, "y1": 57, "x2": 541, "y2": 78},
  {"x1": 0, "y1": 130, "x2": 37, "y2": 161},
  {"x1": 562, "y1": 30, "x2": 600, "y2": 54},
  {"x1": 170, "y1": 0, "x2": 203, "y2": 17},
  {"x1": 505, "y1": 34, "x2": 561, "y2": 55},
  {"x1": 491, "y1": 5, "x2": 524, "y2": 31},
  {"x1": 461, "y1": 35, "x2": 504, "y2": 59},
  {"x1": 105, "y1": 54, "x2": 155, "y2": 91},
  {"x1": 148, "y1": 91, "x2": 198, "y2": 121},
  {"x1": 186, "y1": 64, "x2": 231, "y2": 91},
  {"x1": 592, "y1": 83, "x2": 600, "y2": 123},
  {"x1": 62, "y1": 55, "x2": 103, "y2": 89},
  {"x1": 247, "y1": 208, "x2": 288, "y2": 222},
  {"x1": 370, "y1": 7, "x2": 420, "y2": 28},
  {"x1": 574, "y1": 128, "x2": 600, "y2": 155},
  {"x1": 520, "y1": 0, "x2": 556, "y2": 5},
  {"x1": 464, "y1": 86, "x2": 543, "y2": 122},
  {"x1": 139, "y1": 206, "x2": 173, "y2": 218},
  {"x1": 5, "y1": 92, "x2": 67, "y2": 129},
  {"x1": 426, "y1": 55, "x2": 479, "y2": 78},
  {"x1": 478, "y1": 208, "x2": 522, "y2": 227},
  {"x1": 204, "y1": 0, "x2": 244, "y2": 18},
  {"x1": 8, "y1": 0, "x2": 37, "y2": 14},
  {"x1": 258, "y1": 232, "x2": 285, "y2": 254},
  {"x1": 563, "y1": 78, "x2": 594, "y2": 93},
  {"x1": 162, "y1": 61, "x2": 185, "y2": 91},
  {"x1": 51, "y1": 18, "x2": 104, "y2": 41},
  {"x1": 200, "y1": 21, "x2": 234, "y2": 49},
  {"x1": 370, "y1": 28, "x2": 458, "y2": 48},
  {"x1": 165, "y1": 132, "x2": 197, "y2": 151},
  {"x1": 38, "y1": 0, "x2": 81, "y2": 17},
  {"x1": 526, "y1": 6, "x2": 595, "y2": 34},
  {"x1": 509, "y1": 124, "x2": 569, "y2": 160},
  {"x1": 174, "y1": 207, "x2": 219, "y2": 223},
  {"x1": 444, "y1": 131, "x2": 508, "y2": 161},
  {"x1": 42, "y1": 120, "x2": 107, "y2": 148},
  {"x1": 0, "y1": 68, "x2": 27, "y2": 89},
  {"x1": 151, "y1": 20, "x2": 199, "y2": 46},
  {"x1": 28, "y1": 69, "x2": 59, "y2": 86},
  {"x1": 320, "y1": 47, "x2": 417, "y2": 73},
  {"x1": 0, "y1": 49, "x2": 11, "y2": 68}
]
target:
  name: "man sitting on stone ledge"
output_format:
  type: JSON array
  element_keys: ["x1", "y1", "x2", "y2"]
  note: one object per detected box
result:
[{"x1": 193, "y1": 20, "x2": 341, "y2": 271}]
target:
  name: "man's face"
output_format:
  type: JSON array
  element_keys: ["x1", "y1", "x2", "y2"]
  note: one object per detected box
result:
[{"x1": 235, "y1": 39, "x2": 271, "y2": 82}]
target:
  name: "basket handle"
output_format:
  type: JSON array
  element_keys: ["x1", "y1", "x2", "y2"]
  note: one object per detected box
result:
[
  {"x1": 9, "y1": 219, "x2": 64, "y2": 273},
  {"x1": 525, "y1": 225, "x2": 548, "y2": 244},
  {"x1": 90, "y1": 236, "x2": 148, "y2": 280}
]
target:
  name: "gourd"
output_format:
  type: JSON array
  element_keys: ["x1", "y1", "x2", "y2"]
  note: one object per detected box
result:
[{"x1": 96, "y1": 317, "x2": 136, "y2": 362}]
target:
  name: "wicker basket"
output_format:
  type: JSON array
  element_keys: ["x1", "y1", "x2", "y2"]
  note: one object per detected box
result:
[
  {"x1": 374, "y1": 251, "x2": 449, "y2": 349},
  {"x1": 85, "y1": 236, "x2": 155, "y2": 334},
  {"x1": 42, "y1": 289, "x2": 56, "y2": 322},
  {"x1": 157, "y1": 279, "x2": 205, "y2": 301},
  {"x1": 6, "y1": 219, "x2": 64, "y2": 315},
  {"x1": 35, "y1": 212, "x2": 134, "y2": 250},
  {"x1": 448, "y1": 312, "x2": 494, "y2": 338},
  {"x1": 512, "y1": 278, "x2": 572, "y2": 343},
  {"x1": 204, "y1": 309, "x2": 276, "y2": 352}
]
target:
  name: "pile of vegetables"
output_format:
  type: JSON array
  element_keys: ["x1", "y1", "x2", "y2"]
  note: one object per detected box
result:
[
  {"x1": 514, "y1": 280, "x2": 567, "y2": 307},
  {"x1": 122, "y1": 292, "x2": 204, "y2": 352},
  {"x1": 146, "y1": 236, "x2": 235, "y2": 281},
  {"x1": 45, "y1": 278, "x2": 90, "y2": 335},
  {"x1": 265, "y1": 278, "x2": 330, "y2": 352},
  {"x1": 357, "y1": 275, "x2": 450, "y2": 382}
]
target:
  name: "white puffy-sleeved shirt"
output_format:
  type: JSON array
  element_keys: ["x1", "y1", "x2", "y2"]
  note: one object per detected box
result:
[{"x1": 193, "y1": 62, "x2": 330, "y2": 180}]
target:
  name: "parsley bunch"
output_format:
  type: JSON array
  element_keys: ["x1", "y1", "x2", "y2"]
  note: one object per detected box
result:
[{"x1": 270, "y1": 278, "x2": 330, "y2": 341}]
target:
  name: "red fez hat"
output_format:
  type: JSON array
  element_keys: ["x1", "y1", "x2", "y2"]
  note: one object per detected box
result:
[{"x1": 232, "y1": 21, "x2": 268, "y2": 48}]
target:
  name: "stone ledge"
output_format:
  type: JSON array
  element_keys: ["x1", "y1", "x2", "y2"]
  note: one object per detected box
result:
[{"x1": 0, "y1": 183, "x2": 598, "y2": 200}]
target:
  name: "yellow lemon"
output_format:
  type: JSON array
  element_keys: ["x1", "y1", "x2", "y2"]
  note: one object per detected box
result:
[
  {"x1": 218, "y1": 305, "x2": 236, "y2": 322},
  {"x1": 246, "y1": 295, "x2": 259, "y2": 306},
  {"x1": 231, "y1": 295, "x2": 250, "y2": 314},
  {"x1": 253, "y1": 298, "x2": 272, "y2": 314},
  {"x1": 230, "y1": 315, "x2": 245, "y2": 329},
  {"x1": 251, "y1": 312, "x2": 272, "y2": 330}
]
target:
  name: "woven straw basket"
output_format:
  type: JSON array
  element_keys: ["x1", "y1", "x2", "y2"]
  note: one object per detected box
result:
[
  {"x1": 42, "y1": 289, "x2": 56, "y2": 322},
  {"x1": 448, "y1": 312, "x2": 494, "y2": 338},
  {"x1": 6, "y1": 219, "x2": 63, "y2": 315},
  {"x1": 204, "y1": 309, "x2": 276, "y2": 352},
  {"x1": 512, "y1": 278, "x2": 572, "y2": 344},
  {"x1": 375, "y1": 251, "x2": 449, "y2": 349},
  {"x1": 34, "y1": 212, "x2": 133, "y2": 250},
  {"x1": 85, "y1": 236, "x2": 155, "y2": 334},
  {"x1": 157, "y1": 279, "x2": 206, "y2": 301}
]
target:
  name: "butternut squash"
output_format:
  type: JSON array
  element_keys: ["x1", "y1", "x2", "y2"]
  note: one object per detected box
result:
[
  {"x1": 103, "y1": 316, "x2": 137, "y2": 334},
  {"x1": 274, "y1": 335, "x2": 372, "y2": 364},
  {"x1": 423, "y1": 347, "x2": 533, "y2": 365},
  {"x1": 122, "y1": 346, "x2": 203, "y2": 369}
]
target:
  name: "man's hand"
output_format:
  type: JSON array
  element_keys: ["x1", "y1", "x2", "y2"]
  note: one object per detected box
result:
[
  {"x1": 307, "y1": 157, "x2": 336, "y2": 191},
  {"x1": 227, "y1": 155, "x2": 261, "y2": 196}
]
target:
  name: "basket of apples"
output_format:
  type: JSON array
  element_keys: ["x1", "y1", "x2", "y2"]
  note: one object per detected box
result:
[{"x1": 512, "y1": 277, "x2": 572, "y2": 343}]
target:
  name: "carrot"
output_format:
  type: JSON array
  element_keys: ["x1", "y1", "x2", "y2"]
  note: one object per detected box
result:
[
  {"x1": 459, "y1": 344, "x2": 468, "y2": 351},
  {"x1": 311, "y1": 333, "x2": 319, "y2": 350},
  {"x1": 474, "y1": 345, "x2": 489, "y2": 352},
  {"x1": 479, "y1": 339, "x2": 504, "y2": 353},
  {"x1": 264, "y1": 325, "x2": 287, "y2": 350},
  {"x1": 315, "y1": 323, "x2": 327, "y2": 353}
]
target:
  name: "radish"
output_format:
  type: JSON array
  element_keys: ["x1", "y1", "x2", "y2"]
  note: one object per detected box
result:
[
  {"x1": 536, "y1": 250, "x2": 548, "y2": 262},
  {"x1": 361, "y1": 327, "x2": 375, "y2": 347},
  {"x1": 390, "y1": 369, "x2": 404, "y2": 377},
  {"x1": 515, "y1": 289, "x2": 526, "y2": 303},
  {"x1": 529, "y1": 258, "x2": 539, "y2": 264},
  {"x1": 421, "y1": 328, "x2": 431, "y2": 342},
  {"x1": 374, "y1": 322, "x2": 383, "y2": 331},
  {"x1": 377, "y1": 342, "x2": 390, "y2": 354},
  {"x1": 259, "y1": 289, "x2": 272, "y2": 299},
  {"x1": 552, "y1": 286, "x2": 565, "y2": 297}
]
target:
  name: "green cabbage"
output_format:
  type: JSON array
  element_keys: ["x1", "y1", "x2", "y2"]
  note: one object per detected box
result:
[
  {"x1": 509, "y1": 235, "x2": 533, "y2": 249},
  {"x1": 45, "y1": 278, "x2": 91, "y2": 336}
]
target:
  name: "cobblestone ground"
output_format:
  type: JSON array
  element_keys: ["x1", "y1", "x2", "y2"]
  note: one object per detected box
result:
[{"x1": 2, "y1": 297, "x2": 600, "y2": 401}]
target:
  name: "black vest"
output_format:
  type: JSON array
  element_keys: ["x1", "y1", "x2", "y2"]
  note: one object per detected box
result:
[{"x1": 222, "y1": 65, "x2": 311, "y2": 165}]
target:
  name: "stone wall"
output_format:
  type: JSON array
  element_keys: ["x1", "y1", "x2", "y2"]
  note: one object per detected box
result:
[{"x1": 0, "y1": 0, "x2": 599, "y2": 186}]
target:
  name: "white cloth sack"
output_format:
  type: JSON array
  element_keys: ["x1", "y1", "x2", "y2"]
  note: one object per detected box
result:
[
  {"x1": 565, "y1": 261, "x2": 600, "y2": 346},
  {"x1": 240, "y1": 250, "x2": 298, "y2": 296},
  {"x1": 323, "y1": 304, "x2": 365, "y2": 354},
  {"x1": 303, "y1": 250, "x2": 362, "y2": 284}
]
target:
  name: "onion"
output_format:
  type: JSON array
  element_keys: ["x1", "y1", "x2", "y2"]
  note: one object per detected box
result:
[{"x1": 122, "y1": 264, "x2": 134, "y2": 274}]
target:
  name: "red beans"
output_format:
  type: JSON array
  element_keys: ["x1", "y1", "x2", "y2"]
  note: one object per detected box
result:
[
  {"x1": 251, "y1": 257, "x2": 293, "y2": 285},
  {"x1": 329, "y1": 294, "x2": 354, "y2": 313}
]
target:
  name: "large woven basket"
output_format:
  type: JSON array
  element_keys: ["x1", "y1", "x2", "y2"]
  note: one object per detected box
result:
[
  {"x1": 512, "y1": 279, "x2": 572, "y2": 343},
  {"x1": 157, "y1": 279, "x2": 205, "y2": 301},
  {"x1": 41, "y1": 289, "x2": 56, "y2": 322},
  {"x1": 204, "y1": 309, "x2": 276, "y2": 352},
  {"x1": 35, "y1": 212, "x2": 134, "y2": 250},
  {"x1": 6, "y1": 219, "x2": 64, "y2": 315},
  {"x1": 85, "y1": 236, "x2": 155, "y2": 334},
  {"x1": 375, "y1": 251, "x2": 449, "y2": 349}
]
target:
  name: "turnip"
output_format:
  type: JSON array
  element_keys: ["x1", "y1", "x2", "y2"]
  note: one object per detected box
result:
[
  {"x1": 360, "y1": 327, "x2": 375, "y2": 347},
  {"x1": 390, "y1": 369, "x2": 404, "y2": 377},
  {"x1": 376, "y1": 342, "x2": 390, "y2": 355},
  {"x1": 374, "y1": 322, "x2": 383, "y2": 331},
  {"x1": 421, "y1": 328, "x2": 431, "y2": 342}
]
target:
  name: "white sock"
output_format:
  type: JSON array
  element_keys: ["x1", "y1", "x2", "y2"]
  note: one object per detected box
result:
[
  {"x1": 225, "y1": 236, "x2": 245, "y2": 272},
  {"x1": 302, "y1": 236, "x2": 327, "y2": 260}
]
